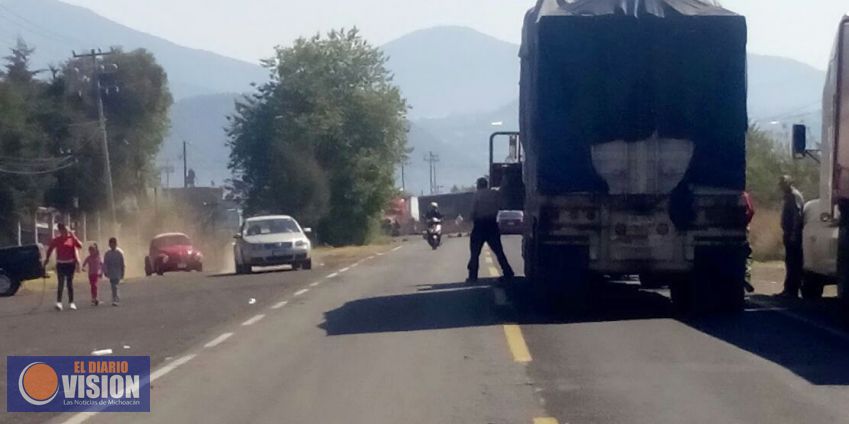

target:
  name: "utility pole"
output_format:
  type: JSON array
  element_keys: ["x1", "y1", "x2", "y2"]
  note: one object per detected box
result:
[
  {"x1": 183, "y1": 140, "x2": 188, "y2": 188},
  {"x1": 423, "y1": 151, "x2": 440, "y2": 195},
  {"x1": 160, "y1": 160, "x2": 174, "y2": 188},
  {"x1": 400, "y1": 160, "x2": 408, "y2": 193},
  {"x1": 73, "y1": 48, "x2": 117, "y2": 233}
]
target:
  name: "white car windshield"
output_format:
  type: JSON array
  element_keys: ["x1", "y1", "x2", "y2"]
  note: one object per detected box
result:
[
  {"x1": 498, "y1": 211, "x2": 524, "y2": 220},
  {"x1": 244, "y1": 219, "x2": 300, "y2": 236}
]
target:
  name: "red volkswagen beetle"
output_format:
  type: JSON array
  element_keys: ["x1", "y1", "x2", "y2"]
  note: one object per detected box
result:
[{"x1": 144, "y1": 233, "x2": 203, "y2": 276}]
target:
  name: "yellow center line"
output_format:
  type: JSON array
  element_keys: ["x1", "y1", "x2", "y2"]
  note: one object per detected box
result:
[
  {"x1": 503, "y1": 324, "x2": 532, "y2": 363},
  {"x1": 533, "y1": 418, "x2": 559, "y2": 424},
  {"x1": 488, "y1": 265, "x2": 500, "y2": 277}
]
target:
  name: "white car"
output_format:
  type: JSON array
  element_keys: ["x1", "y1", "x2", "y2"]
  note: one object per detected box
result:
[
  {"x1": 234, "y1": 215, "x2": 312, "y2": 274},
  {"x1": 802, "y1": 199, "x2": 839, "y2": 299}
]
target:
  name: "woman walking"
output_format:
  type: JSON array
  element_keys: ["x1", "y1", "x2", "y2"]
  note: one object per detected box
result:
[{"x1": 43, "y1": 223, "x2": 83, "y2": 311}]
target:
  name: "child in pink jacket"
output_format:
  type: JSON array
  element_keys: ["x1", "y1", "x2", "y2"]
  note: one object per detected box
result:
[{"x1": 82, "y1": 244, "x2": 103, "y2": 306}]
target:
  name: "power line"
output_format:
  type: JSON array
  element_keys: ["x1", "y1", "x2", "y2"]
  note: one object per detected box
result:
[
  {"x1": 0, "y1": 5, "x2": 86, "y2": 46},
  {"x1": 0, "y1": 163, "x2": 74, "y2": 175},
  {"x1": 0, "y1": 157, "x2": 75, "y2": 175},
  {"x1": 753, "y1": 101, "x2": 821, "y2": 122}
]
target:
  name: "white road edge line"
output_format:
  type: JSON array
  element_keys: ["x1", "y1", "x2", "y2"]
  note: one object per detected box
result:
[
  {"x1": 391, "y1": 246, "x2": 402, "y2": 252},
  {"x1": 309, "y1": 281, "x2": 321, "y2": 288},
  {"x1": 367, "y1": 255, "x2": 376, "y2": 260},
  {"x1": 271, "y1": 300, "x2": 289, "y2": 310},
  {"x1": 151, "y1": 354, "x2": 197, "y2": 382},
  {"x1": 294, "y1": 288, "x2": 309, "y2": 297},
  {"x1": 241, "y1": 314, "x2": 266, "y2": 326},
  {"x1": 749, "y1": 298, "x2": 849, "y2": 343},
  {"x1": 204, "y1": 333, "x2": 234, "y2": 349},
  {"x1": 339, "y1": 267, "x2": 351, "y2": 273},
  {"x1": 61, "y1": 412, "x2": 97, "y2": 424},
  {"x1": 62, "y1": 354, "x2": 198, "y2": 424},
  {"x1": 326, "y1": 272, "x2": 339, "y2": 279}
]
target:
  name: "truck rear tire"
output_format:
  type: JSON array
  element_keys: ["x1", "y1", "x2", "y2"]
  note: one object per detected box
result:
[
  {"x1": 639, "y1": 273, "x2": 667, "y2": 289},
  {"x1": 801, "y1": 272, "x2": 825, "y2": 300},
  {"x1": 674, "y1": 246, "x2": 745, "y2": 315},
  {"x1": 522, "y1": 237, "x2": 537, "y2": 281},
  {"x1": 0, "y1": 271, "x2": 20, "y2": 297},
  {"x1": 837, "y1": 218, "x2": 849, "y2": 320},
  {"x1": 531, "y1": 245, "x2": 591, "y2": 314}
]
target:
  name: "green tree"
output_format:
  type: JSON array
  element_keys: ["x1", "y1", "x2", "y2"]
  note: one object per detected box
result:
[
  {"x1": 53, "y1": 48, "x2": 172, "y2": 215},
  {"x1": 228, "y1": 28, "x2": 408, "y2": 245},
  {"x1": 0, "y1": 40, "x2": 172, "y2": 243},
  {"x1": 746, "y1": 126, "x2": 819, "y2": 207},
  {"x1": 0, "y1": 40, "x2": 54, "y2": 244}
]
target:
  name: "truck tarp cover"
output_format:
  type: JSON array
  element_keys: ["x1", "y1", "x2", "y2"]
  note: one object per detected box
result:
[{"x1": 520, "y1": 0, "x2": 747, "y2": 194}]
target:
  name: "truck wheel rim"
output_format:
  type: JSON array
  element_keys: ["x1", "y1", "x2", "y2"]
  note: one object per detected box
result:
[{"x1": 0, "y1": 275, "x2": 12, "y2": 293}]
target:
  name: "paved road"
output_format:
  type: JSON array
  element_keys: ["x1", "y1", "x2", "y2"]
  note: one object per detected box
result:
[{"x1": 4, "y1": 236, "x2": 849, "y2": 423}]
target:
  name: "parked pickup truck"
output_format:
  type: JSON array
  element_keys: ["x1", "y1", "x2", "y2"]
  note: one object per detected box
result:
[
  {"x1": 793, "y1": 14, "x2": 849, "y2": 303},
  {"x1": 0, "y1": 244, "x2": 45, "y2": 297}
]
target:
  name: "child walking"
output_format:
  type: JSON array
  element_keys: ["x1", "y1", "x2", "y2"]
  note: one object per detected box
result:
[
  {"x1": 103, "y1": 237, "x2": 126, "y2": 307},
  {"x1": 82, "y1": 244, "x2": 103, "y2": 306}
]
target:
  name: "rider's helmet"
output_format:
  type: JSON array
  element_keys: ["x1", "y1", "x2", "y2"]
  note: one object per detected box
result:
[{"x1": 430, "y1": 202, "x2": 438, "y2": 209}]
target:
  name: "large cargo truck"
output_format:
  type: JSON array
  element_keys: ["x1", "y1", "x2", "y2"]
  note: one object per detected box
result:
[
  {"x1": 794, "y1": 14, "x2": 849, "y2": 304},
  {"x1": 518, "y1": 0, "x2": 750, "y2": 312}
]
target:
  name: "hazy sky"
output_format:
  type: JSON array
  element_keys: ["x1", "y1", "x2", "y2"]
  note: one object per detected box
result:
[{"x1": 61, "y1": 0, "x2": 849, "y2": 70}]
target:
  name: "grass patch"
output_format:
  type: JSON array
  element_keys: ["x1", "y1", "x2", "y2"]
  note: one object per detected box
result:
[{"x1": 750, "y1": 208, "x2": 784, "y2": 262}]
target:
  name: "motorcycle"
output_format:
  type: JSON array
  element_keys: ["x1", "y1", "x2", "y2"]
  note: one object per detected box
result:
[{"x1": 424, "y1": 218, "x2": 442, "y2": 250}]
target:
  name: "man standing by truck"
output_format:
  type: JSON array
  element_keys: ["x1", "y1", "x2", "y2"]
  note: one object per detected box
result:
[
  {"x1": 467, "y1": 178, "x2": 514, "y2": 282},
  {"x1": 779, "y1": 175, "x2": 805, "y2": 298}
]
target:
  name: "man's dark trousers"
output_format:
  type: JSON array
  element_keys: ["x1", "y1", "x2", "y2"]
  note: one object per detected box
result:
[
  {"x1": 468, "y1": 220, "x2": 514, "y2": 280},
  {"x1": 784, "y1": 236, "x2": 803, "y2": 295}
]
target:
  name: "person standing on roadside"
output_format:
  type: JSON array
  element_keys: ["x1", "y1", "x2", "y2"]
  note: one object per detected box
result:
[
  {"x1": 43, "y1": 223, "x2": 82, "y2": 311},
  {"x1": 742, "y1": 191, "x2": 756, "y2": 293},
  {"x1": 467, "y1": 177, "x2": 514, "y2": 282},
  {"x1": 103, "y1": 237, "x2": 126, "y2": 307},
  {"x1": 82, "y1": 243, "x2": 103, "y2": 306},
  {"x1": 778, "y1": 175, "x2": 805, "y2": 298}
]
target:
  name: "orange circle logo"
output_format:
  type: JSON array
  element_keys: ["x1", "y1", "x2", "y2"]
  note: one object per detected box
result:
[{"x1": 18, "y1": 363, "x2": 59, "y2": 406}]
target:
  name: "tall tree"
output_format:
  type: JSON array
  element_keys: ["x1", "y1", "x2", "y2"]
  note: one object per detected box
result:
[
  {"x1": 0, "y1": 40, "x2": 53, "y2": 243},
  {"x1": 228, "y1": 28, "x2": 408, "y2": 245},
  {"x1": 54, "y1": 48, "x2": 172, "y2": 215},
  {"x1": 3, "y1": 38, "x2": 38, "y2": 84}
]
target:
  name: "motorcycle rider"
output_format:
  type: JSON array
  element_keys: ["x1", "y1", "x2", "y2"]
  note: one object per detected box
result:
[
  {"x1": 425, "y1": 202, "x2": 443, "y2": 221},
  {"x1": 425, "y1": 202, "x2": 444, "y2": 246}
]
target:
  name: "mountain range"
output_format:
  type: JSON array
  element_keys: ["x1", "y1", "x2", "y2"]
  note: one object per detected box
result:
[
  {"x1": 0, "y1": 0, "x2": 266, "y2": 99},
  {"x1": 0, "y1": 0, "x2": 828, "y2": 196}
]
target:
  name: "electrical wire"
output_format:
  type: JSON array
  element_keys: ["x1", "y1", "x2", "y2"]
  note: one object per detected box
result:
[
  {"x1": 0, "y1": 162, "x2": 75, "y2": 175},
  {"x1": 0, "y1": 155, "x2": 75, "y2": 175},
  {"x1": 0, "y1": 4, "x2": 87, "y2": 46}
]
